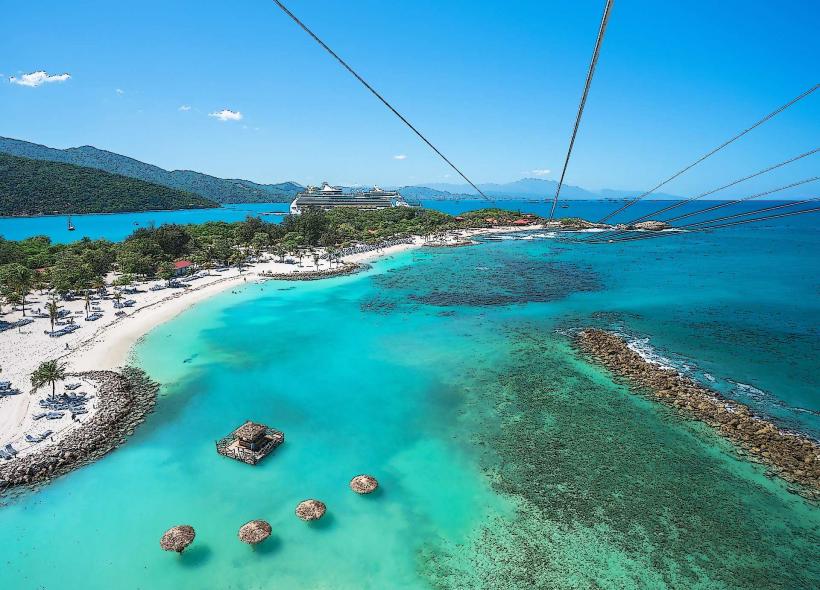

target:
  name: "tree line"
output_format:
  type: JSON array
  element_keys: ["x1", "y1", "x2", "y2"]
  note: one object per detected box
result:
[{"x1": 0, "y1": 207, "x2": 535, "y2": 305}]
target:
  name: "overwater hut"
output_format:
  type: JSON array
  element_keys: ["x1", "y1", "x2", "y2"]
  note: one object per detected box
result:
[
  {"x1": 350, "y1": 474, "x2": 379, "y2": 494},
  {"x1": 295, "y1": 499, "x2": 326, "y2": 521},
  {"x1": 215, "y1": 421, "x2": 285, "y2": 465},
  {"x1": 160, "y1": 525, "x2": 195, "y2": 553},
  {"x1": 238, "y1": 520, "x2": 272, "y2": 545}
]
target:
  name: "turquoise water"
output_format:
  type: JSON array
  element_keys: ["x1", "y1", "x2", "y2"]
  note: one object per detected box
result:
[
  {"x1": 0, "y1": 202, "x2": 288, "y2": 243},
  {"x1": 2, "y1": 199, "x2": 807, "y2": 244},
  {"x1": 1, "y1": 215, "x2": 818, "y2": 588}
]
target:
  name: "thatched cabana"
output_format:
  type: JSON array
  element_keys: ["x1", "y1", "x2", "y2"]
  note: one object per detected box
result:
[
  {"x1": 350, "y1": 474, "x2": 379, "y2": 494},
  {"x1": 215, "y1": 420, "x2": 285, "y2": 465},
  {"x1": 295, "y1": 499, "x2": 326, "y2": 521},
  {"x1": 238, "y1": 519, "x2": 272, "y2": 545},
  {"x1": 160, "y1": 525, "x2": 196, "y2": 553}
]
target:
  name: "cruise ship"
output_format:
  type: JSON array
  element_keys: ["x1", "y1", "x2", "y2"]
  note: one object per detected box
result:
[{"x1": 289, "y1": 182, "x2": 411, "y2": 214}]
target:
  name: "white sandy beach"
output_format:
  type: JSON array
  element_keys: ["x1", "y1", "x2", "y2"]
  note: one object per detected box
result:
[
  {"x1": 0, "y1": 225, "x2": 546, "y2": 458},
  {"x1": 0, "y1": 239, "x2": 425, "y2": 456}
]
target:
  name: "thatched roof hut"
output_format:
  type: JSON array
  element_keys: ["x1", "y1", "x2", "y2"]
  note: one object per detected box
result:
[
  {"x1": 235, "y1": 421, "x2": 267, "y2": 443},
  {"x1": 160, "y1": 525, "x2": 196, "y2": 553},
  {"x1": 295, "y1": 499, "x2": 326, "y2": 521},
  {"x1": 350, "y1": 474, "x2": 379, "y2": 494},
  {"x1": 238, "y1": 519, "x2": 272, "y2": 545}
]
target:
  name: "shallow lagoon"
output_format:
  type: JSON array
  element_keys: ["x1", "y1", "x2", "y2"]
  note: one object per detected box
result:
[{"x1": 0, "y1": 219, "x2": 818, "y2": 589}]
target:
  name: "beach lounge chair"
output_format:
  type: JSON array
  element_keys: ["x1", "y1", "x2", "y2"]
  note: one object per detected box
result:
[
  {"x1": 25, "y1": 430, "x2": 54, "y2": 444},
  {"x1": 4, "y1": 444, "x2": 18, "y2": 457},
  {"x1": 0, "y1": 380, "x2": 11, "y2": 390},
  {"x1": 46, "y1": 411, "x2": 65, "y2": 420},
  {"x1": 64, "y1": 383, "x2": 81, "y2": 390}
]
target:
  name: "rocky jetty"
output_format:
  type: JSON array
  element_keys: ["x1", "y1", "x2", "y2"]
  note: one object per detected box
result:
[
  {"x1": 423, "y1": 240, "x2": 477, "y2": 248},
  {"x1": 0, "y1": 367, "x2": 159, "y2": 493},
  {"x1": 259, "y1": 263, "x2": 365, "y2": 281},
  {"x1": 551, "y1": 217, "x2": 610, "y2": 230},
  {"x1": 619, "y1": 220, "x2": 670, "y2": 231},
  {"x1": 576, "y1": 329, "x2": 820, "y2": 500}
]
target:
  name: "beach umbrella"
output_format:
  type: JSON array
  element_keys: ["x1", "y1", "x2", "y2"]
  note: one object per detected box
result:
[
  {"x1": 349, "y1": 474, "x2": 379, "y2": 494},
  {"x1": 295, "y1": 499, "x2": 326, "y2": 521},
  {"x1": 160, "y1": 525, "x2": 195, "y2": 553},
  {"x1": 238, "y1": 519, "x2": 272, "y2": 545}
]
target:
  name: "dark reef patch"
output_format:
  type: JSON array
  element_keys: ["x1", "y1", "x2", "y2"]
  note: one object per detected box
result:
[{"x1": 372, "y1": 248, "x2": 600, "y2": 308}]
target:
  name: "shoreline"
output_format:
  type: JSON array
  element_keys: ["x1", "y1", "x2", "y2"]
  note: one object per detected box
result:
[
  {"x1": 0, "y1": 227, "x2": 534, "y2": 487},
  {"x1": 0, "y1": 368, "x2": 158, "y2": 494},
  {"x1": 576, "y1": 329, "x2": 820, "y2": 501}
]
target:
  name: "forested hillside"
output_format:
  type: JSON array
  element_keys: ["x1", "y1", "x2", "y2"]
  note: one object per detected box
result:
[
  {"x1": 0, "y1": 136, "x2": 301, "y2": 203},
  {"x1": 0, "y1": 153, "x2": 218, "y2": 215}
]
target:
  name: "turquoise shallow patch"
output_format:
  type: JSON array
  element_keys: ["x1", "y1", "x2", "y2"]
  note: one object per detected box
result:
[{"x1": 0, "y1": 223, "x2": 817, "y2": 589}]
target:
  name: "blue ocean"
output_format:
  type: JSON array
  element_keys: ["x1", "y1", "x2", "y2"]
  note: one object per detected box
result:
[{"x1": 0, "y1": 200, "x2": 818, "y2": 588}]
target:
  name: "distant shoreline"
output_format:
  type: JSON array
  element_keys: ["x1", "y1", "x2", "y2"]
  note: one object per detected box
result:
[{"x1": 1, "y1": 198, "x2": 805, "y2": 221}]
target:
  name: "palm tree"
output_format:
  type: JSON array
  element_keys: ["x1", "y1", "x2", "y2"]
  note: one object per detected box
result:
[
  {"x1": 91, "y1": 277, "x2": 105, "y2": 295},
  {"x1": 229, "y1": 251, "x2": 245, "y2": 273},
  {"x1": 113, "y1": 291, "x2": 123, "y2": 309},
  {"x1": 46, "y1": 298, "x2": 60, "y2": 333},
  {"x1": 312, "y1": 251, "x2": 321, "y2": 270},
  {"x1": 30, "y1": 360, "x2": 67, "y2": 399},
  {"x1": 1, "y1": 264, "x2": 32, "y2": 316}
]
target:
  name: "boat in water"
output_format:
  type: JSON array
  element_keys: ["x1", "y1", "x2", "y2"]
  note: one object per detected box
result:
[{"x1": 67, "y1": 215, "x2": 76, "y2": 231}]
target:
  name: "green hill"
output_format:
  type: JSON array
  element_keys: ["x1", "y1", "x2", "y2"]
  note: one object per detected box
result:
[
  {"x1": 0, "y1": 153, "x2": 218, "y2": 216},
  {"x1": 0, "y1": 136, "x2": 302, "y2": 204}
]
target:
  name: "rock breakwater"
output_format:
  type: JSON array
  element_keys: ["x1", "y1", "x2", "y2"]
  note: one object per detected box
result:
[
  {"x1": 260, "y1": 263, "x2": 366, "y2": 281},
  {"x1": 576, "y1": 329, "x2": 819, "y2": 500},
  {"x1": 0, "y1": 367, "x2": 159, "y2": 494}
]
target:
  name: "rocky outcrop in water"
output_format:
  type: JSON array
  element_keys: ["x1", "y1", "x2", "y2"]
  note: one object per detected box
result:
[
  {"x1": 551, "y1": 218, "x2": 610, "y2": 230},
  {"x1": 627, "y1": 220, "x2": 670, "y2": 231},
  {"x1": 576, "y1": 329, "x2": 820, "y2": 500},
  {"x1": 259, "y1": 263, "x2": 365, "y2": 281},
  {"x1": 0, "y1": 367, "x2": 158, "y2": 494}
]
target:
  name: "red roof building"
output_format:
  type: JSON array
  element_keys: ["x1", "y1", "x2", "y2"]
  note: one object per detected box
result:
[{"x1": 173, "y1": 260, "x2": 193, "y2": 270}]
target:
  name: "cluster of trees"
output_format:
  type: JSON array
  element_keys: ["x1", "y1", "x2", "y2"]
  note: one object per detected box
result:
[
  {"x1": 0, "y1": 207, "x2": 538, "y2": 302},
  {"x1": 0, "y1": 153, "x2": 217, "y2": 216}
]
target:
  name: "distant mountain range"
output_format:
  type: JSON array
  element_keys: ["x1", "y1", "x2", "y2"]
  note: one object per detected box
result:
[
  {"x1": 0, "y1": 153, "x2": 217, "y2": 216},
  {"x1": 0, "y1": 136, "x2": 684, "y2": 211},
  {"x1": 0, "y1": 137, "x2": 301, "y2": 204},
  {"x1": 399, "y1": 178, "x2": 683, "y2": 201}
]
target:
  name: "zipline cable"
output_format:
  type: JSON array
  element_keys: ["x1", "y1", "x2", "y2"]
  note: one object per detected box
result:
[
  {"x1": 595, "y1": 84, "x2": 820, "y2": 224},
  {"x1": 585, "y1": 200, "x2": 819, "y2": 243},
  {"x1": 548, "y1": 0, "x2": 614, "y2": 220},
  {"x1": 570, "y1": 177, "x2": 818, "y2": 243},
  {"x1": 661, "y1": 176, "x2": 819, "y2": 224},
  {"x1": 593, "y1": 147, "x2": 819, "y2": 241},
  {"x1": 271, "y1": 0, "x2": 491, "y2": 200},
  {"x1": 682, "y1": 197, "x2": 820, "y2": 228}
]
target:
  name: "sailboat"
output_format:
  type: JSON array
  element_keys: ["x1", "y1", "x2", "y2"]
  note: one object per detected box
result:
[{"x1": 67, "y1": 215, "x2": 76, "y2": 231}]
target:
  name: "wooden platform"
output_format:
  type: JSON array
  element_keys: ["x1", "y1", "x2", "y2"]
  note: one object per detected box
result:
[{"x1": 215, "y1": 422, "x2": 285, "y2": 465}]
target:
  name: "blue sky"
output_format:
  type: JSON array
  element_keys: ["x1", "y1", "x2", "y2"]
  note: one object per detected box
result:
[{"x1": 1, "y1": 0, "x2": 818, "y2": 198}]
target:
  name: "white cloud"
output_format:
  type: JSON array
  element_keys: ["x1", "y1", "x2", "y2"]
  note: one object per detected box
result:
[
  {"x1": 208, "y1": 108, "x2": 242, "y2": 122},
  {"x1": 9, "y1": 71, "x2": 71, "y2": 87},
  {"x1": 178, "y1": 104, "x2": 191, "y2": 111},
  {"x1": 531, "y1": 168, "x2": 551, "y2": 176},
  {"x1": 115, "y1": 88, "x2": 125, "y2": 95},
  {"x1": 393, "y1": 154, "x2": 407, "y2": 160}
]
